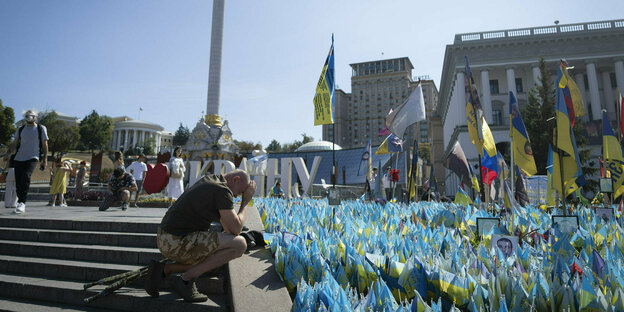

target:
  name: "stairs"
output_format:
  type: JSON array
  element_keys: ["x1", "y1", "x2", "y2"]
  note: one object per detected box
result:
[{"x1": 0, "y1": 217, "x2": 229, "y2": 311}]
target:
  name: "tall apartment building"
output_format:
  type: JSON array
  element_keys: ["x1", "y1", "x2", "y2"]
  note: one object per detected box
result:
[
  {"x1": 436, "y1": 19, "x2": 624, "y2": 196},
  {"x1": 323, "y1": 57, "x2": 439, "y2": 152}
]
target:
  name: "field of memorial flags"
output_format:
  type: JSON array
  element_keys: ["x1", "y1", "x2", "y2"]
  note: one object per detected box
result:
[{"x1": 257, "y1": 197, "x2": 624, "y2": 311}]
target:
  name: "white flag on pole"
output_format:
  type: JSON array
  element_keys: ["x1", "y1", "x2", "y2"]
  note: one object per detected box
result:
[{"x1": 385, "y1": 83, "x2": 426, "y2": 138}]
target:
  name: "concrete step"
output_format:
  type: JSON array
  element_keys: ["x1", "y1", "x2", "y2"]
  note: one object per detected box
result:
[
  {"x1": 0, "y1": 255, "x2": 226, "y2": 295},
  {"x1": 0, "y1": 240, "x2": 161, "y2": 265},
  {"x1": 0, "y1": 227, "x2": 157, "y2": 248},
  {"x1": 0, "y1": 297, "x2": 112, "y2": 312},
  {"x1": 0, "y1": 217, "x2": 159, "y2": 233},
  {"x1": 0, "y1": 273, "x2": 228, "y2": 312}
]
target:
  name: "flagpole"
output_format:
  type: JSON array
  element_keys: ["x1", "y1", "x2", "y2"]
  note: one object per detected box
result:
[
  {"x1": 332, "y1": 124, "x2": 336, "y2": 188},
  {"x1": 407, "y1": 140, "x2": 416, "y2": 203},
  {"x1": 510, "y1": 118, "x2": 515, "y2": 203}
]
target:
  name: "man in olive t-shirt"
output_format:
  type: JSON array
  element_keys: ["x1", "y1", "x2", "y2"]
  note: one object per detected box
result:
[{"x1": 145, "y1": 169, "x2": 256, "y2": 302}]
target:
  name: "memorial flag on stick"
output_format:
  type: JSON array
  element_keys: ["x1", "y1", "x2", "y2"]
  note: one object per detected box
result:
[
  {"x1": 603, "y1": 111, "x2": 624, "y2": 198},
  {"x1": 385, "y1": 83, "x2": 425, "y2": 138},
  {"x1": 313, "y1": 35, "x2": 335, "y2": 125},
  {"x1": 375, "y1": 134, "x2": 403, "y2": 155}
]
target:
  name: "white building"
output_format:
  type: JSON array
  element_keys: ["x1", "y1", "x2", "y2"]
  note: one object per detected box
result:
[
  {"x1": 437, "y1": 19, "x2": 624, "y2": 196},
  {"x1": 110, "y1": 117, "x2": 166, "y2": 153}
]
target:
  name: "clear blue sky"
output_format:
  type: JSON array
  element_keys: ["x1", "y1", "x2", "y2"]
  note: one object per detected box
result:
[{"x1": 1, "y1": 0, "x2": 623, "y2": 148}]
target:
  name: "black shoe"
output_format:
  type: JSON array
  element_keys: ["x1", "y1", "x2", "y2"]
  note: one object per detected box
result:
[
  {"x1": 168, "y1": 275, "x2": 208, "y2": 302},
  {"x1": 144, "y1": 259, "x2": 166, "y2": 298},
  {"x1": 121, "y1": 202, "x2": 128, "y2": 211}
]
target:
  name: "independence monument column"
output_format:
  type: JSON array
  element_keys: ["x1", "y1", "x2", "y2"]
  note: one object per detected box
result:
[{"x1": 206, "y1": 0, "x2": 225, "y2": 126}]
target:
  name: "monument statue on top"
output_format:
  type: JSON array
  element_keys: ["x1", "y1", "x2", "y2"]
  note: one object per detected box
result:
[{"x1": 185, "y1": 0, "x2": 239, "y2": 161}]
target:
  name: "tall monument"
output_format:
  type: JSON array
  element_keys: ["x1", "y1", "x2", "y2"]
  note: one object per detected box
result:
[{"x1": 185, "y1": 0, "x2": 239, "y2": 161}]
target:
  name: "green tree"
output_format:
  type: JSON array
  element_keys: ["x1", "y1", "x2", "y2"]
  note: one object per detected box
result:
[
  {"x1": 282, "y1": 133, "x2": 314, "y2": 152},
  {"x1": 234, "y1": 140, "x2": 262, "y2": 154},
  {"x1": 39, "y1": 111, "x2": 80, "y2": 158},
  {"x1": 266, "y1": 139, "x2": 281, "y2": 152},
  {"x1": 79, "y1": 110, "x2": 114, "y2": 152},
  {"x1": 0, "y1": 99, "x2": 16, "y2": 148},
  {"x1": 172, "y1": 123, "x2": 190, "y2": 147},
  {"x1": 138, "y1": 137, "x2": 156, "y2": 156},
  {"x1": 418, "y1": 143, "x2": 431, "y2": 165},
  {"x1": 522, "y1": 58, "x2": 554, "y2": 175}
]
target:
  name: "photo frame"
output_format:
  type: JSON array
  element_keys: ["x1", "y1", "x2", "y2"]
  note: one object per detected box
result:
[
  {"x1": 596, "y1": 207, "x2": 614, "y2": 223},
  {"x1": 491, "y1": 234, "x2": 519, "y2": 258},
  {"x1": 476, "y1": 217, "x2": 500, "y2": 236},
  {"x1": 551, "y1": 215, "x2": 579, "y2": 234},
  {"x1": 600, "y1": 178, "x2": 613, "y2": 193},
  {"x1": 328, "y1": 188, "x2": 341, "y2": 206}
]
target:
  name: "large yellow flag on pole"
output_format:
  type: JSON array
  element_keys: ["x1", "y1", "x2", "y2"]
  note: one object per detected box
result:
[
  {"x1": 603, "y1": 111, "x2": 624, "y2": 198},
  {"x1": 313, "y1": 36, "x2": 335, "y2": 125},
  {"x1": 464, "y1": 57, "x2": 483, "y2": 156}
]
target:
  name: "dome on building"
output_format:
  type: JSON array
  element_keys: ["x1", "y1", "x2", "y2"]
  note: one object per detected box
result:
[{"x1": 295, "y1": 141, "x2": 342, "y2": 152}]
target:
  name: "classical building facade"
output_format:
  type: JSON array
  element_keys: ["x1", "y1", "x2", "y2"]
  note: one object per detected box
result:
[
  {"x1": 110, "y1": 117, "x2": 165, "y2": 152},
  {"x1": 322, "y1": 57, "x2": 439, "y2": 151},
  {"x1": 437, "y1": 19, "x2": 624, "y2": 196}
]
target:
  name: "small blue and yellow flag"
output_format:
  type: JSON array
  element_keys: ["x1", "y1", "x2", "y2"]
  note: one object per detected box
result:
[{"x1": 313, "y1": 35, "x2": 335, "y2": 125}]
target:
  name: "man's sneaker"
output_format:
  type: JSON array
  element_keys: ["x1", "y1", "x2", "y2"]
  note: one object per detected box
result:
[
  {"x1": 51, "y1": 203, "x2": 56, "y2": 207},
  {"x1": 144, "y1": 259, "x2": 166, "y2": 298},
  {"x1": 13, "y1": 203, "x2": 25, "y2": 214},
  {"x1": 121, "y1": 202, "x2": 128, "y2": 211},
  {"x1": 167, "y1": 275, "x2": 208, "y2": 302},
  {"x1": 60, "y1": 203, "x2": 68, "y2": 207},
  {"x1": 132, "y1": 203, "x2": 139, "y2": 208}
]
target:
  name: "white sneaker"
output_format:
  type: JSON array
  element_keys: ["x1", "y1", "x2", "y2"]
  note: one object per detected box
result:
[
  {"x1": 13, "y1": 203, "x2": 25, "y2": 214},
  {"x1": 51, "y1": 203, "x2": 56, "y2": 207},
  {"x1": 60, "y1": 203, "x2": 68, "y2": 207}
]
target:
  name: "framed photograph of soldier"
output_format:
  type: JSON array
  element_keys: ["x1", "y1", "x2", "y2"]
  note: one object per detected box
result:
[
  {"x1": 328, "y1": 188, "x2": 341, "y2": 206},
  {"x1": 491, "y1": 234, "x2": 518, "y2": 258},
  {"x1": 600, "y1": 178, "x2": 613, "y2": 193},
  {"x1": 596, "y1": 207, "x2": 614, "y2": 223},
  {"x1": 476, "y1": 217, "x2": 500, "y2": 236},
  {"x1": 551, "y1": 215, "x2": 579, "y2": 234}
]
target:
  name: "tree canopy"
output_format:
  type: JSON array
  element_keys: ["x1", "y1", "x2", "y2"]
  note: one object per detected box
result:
[
  {"x1": 38, "y1": 111, "x2": 80, "y2": 158},
  {"x1": 172, "y1": 123, "x2": 190, "y2": 147},
  {"x1": 0, "y1": 99, "x2": 16, "y2": 148},
  {"x1": 79, "y1": 110, "x2": 114, "y2": 152}
]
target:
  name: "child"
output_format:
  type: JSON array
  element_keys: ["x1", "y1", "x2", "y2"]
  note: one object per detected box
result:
[{"x1": 49, "y1": 159, "x2": 72, "y2": 207}]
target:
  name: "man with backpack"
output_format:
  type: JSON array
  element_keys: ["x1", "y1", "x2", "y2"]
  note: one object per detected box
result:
[{"x1": 3, "y1": 110, "x2": 49, "y2": 214}]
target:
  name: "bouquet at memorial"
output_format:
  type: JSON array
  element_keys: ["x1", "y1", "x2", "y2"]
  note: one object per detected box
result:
[{"x1": 258, "y1": 197, "x2": 624, "y2": 311}]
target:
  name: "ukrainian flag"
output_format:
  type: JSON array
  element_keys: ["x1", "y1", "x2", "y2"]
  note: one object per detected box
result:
[
  {"x1": 603, "y1": 111, "x2": 624, "y2": 198},
  {"x1": 554, "y1": 71, "x2": 585, "y2": 196},
  {"x1": 455, "y1": 187, "x2": 473, "y2": 206},
  {"x1": 313, "y1": 35, "x2": 335, "y2": 125},
  {"x1": 509, "y1": 91, "x2": 537, "y2": 176}
]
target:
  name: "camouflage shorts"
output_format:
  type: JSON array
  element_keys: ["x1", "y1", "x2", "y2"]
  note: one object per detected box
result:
[{"x1": 157, "y1": 228, "x2": 220, "y2": 265}]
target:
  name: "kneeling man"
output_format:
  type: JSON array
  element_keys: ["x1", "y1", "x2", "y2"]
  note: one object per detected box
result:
[{"x1": 145, "y1": 169, "x2": 256, "y2": 302}]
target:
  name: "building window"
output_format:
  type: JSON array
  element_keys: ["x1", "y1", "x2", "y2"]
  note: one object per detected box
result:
[
  {"x1": 489, "y1": 80, "x2": 499, "y2": 95},
  {"x1": 515, "y1": 78, "x2": 523, "y2": 93},
  {"x1": 492, "y1": 110, "x2": 502, "y2": 126}
]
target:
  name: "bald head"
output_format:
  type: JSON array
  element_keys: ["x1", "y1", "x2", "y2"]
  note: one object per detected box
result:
[{"x1": 223, "y1": 170, "x2": 250, "y2": 196}]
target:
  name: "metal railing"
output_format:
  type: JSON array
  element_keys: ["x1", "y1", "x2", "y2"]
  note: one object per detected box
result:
[{"x1": 457, "y1": 19, "x2": 624, "y2": 43}]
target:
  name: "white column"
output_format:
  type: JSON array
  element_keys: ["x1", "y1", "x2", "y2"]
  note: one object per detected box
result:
[
  {"x1": 481, "y1": 69, "x2": 493, "y2": 124},
  {"x1": 141, "y1": 131, "x2": 146, "y2": 145},
  {"x1": 575, "y1": 73, "x2": 589, "y2": 121},
  {"x1": 532, "y1": 66, "x2": 541, "y2": 87},
  {"x1": 506, "y1": 67, "x2": 517, "y2": 97},
  {"x1": 114, "y1": 131, "x2": 120, "y2": 150},
  {"x1": 156, "y1": 133, "x2": 161, "y2": 153},
  {"x1": 456, "y1": 71, "x2": 465, "y2": 127},
  {"x1": 133, "y1": 129, "x2": 139, "y2": 148},
  {"x1": 586, "y1": 62, "x2": 602, "y2": 120},
  {"x1": 111, "y1": 130, "x2": 117, "y2": 149},
  {"x1": 615, "y1": 60, "x2": 624, "y2": 99},
  {"x1": 602, "y1": 71, "x2": 615, "y2": 116},
  {"x1": 123, "y1": 130, "x2": 129, "y2": 151}
]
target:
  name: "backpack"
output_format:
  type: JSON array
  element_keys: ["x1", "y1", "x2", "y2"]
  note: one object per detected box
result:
[
  {"x1": 170, "y1": 159, "x2": 184, "y2": 179},
  {"x1": 9, "y1": 124, "x2": 43, "y2": 167}
]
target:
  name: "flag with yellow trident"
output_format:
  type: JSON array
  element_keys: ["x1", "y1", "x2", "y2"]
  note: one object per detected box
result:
[{"x1": 313, "y1": 35, "x2": 335, "y2": 125}]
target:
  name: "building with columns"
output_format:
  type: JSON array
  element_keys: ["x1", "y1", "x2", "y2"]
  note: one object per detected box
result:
[
  {"x1": 437, "y1": 19, "x2": 624, "y2": 196},
  {"x1": 110, "y1": 117, "x2": 165, "y2": 153}
]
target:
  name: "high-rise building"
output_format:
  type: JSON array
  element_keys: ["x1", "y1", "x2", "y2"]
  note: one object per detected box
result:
[
  {"x1": 323, "y1": 57, "x2": 439, "y2": 152},
  {"x1": 436, "y1": 19, "x2": 624, "y2": 196}
]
